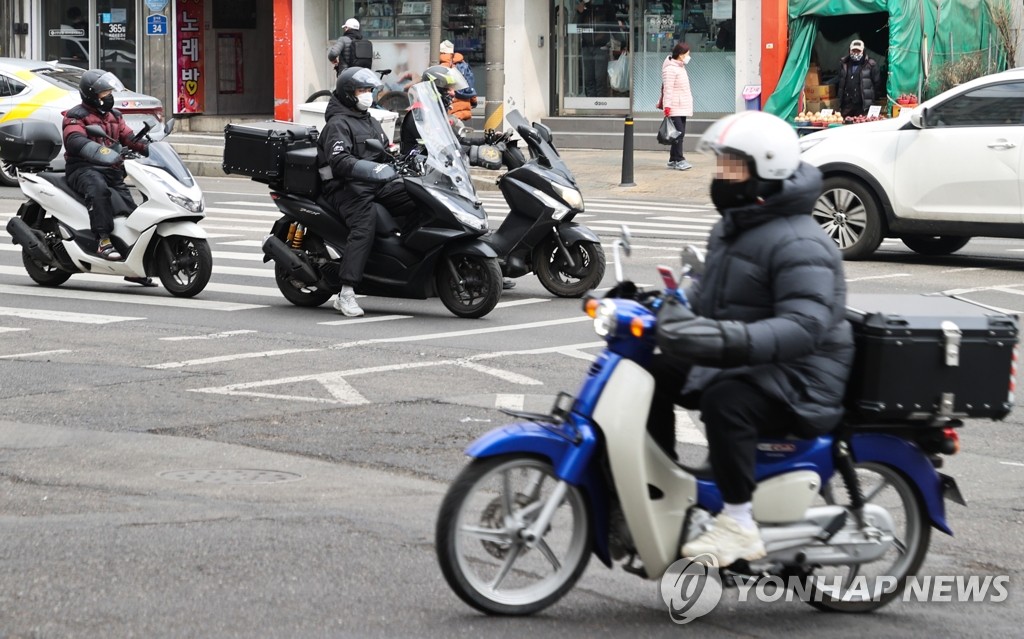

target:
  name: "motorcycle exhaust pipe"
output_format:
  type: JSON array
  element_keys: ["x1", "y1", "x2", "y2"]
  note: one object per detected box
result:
[
  {"x1": 5, "y1": 217, "x2": 56, "y2": 265},
  {"x1": 262, "y1": 234, "x2": 318, "y2": 284}
]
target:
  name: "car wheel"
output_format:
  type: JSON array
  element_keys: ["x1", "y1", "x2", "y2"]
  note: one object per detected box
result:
[
  {"x1": 813, "y1": 177, "x2": 884, "y2": 260},
  {"x1": 0, "y1": 161, "x2": 18, "y2": 188},
  {"x1": 900, "y1": 235, "x2": 971, "y2": 256}
]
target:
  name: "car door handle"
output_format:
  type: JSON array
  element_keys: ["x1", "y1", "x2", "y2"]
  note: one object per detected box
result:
[{"x1": 987, "y1": 140, "x2": 1016, "y2": 149}]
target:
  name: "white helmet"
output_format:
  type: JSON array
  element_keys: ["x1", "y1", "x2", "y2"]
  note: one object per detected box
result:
[{"x1": 697, "y1": 111, "x2": 800, "y2": 181}]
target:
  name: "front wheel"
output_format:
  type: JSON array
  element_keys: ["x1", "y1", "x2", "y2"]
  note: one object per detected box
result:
[
  {"x1": 900, "y1": 235, "x2": 970, "y2": 256},
  {"x1": 805, "y1": 462, "x2": 931, "y2": 612},
  {"x1": 813, "y1": 177, "x2": 884, "y2": 260},
  {"x1": 436, "y1": 455, "x2": 592, "y2": 616},
  {"x1": 533, "y1": 238, "x2": 606, "y2": 298},
  {"x1": 156, "y1": 236, "x2": 212, "y2": 297},
  {"x1": 436, "y1": 254, "x2": 502, "y2": 318}
]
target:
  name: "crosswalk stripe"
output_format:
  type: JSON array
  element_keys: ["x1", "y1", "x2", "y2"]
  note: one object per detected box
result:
[
  {"x1": 0, "y1": 306, "x2": 142, "y2": 324},
  {"x1": 204, "y1": 207, "x2": 282, "y2": 217},
  {"x1": 217, "y1": 201, "x2": 279, "y2": 208},
  {"x1": 0, "y1": 283, "x2": 266, "y2": 311}
]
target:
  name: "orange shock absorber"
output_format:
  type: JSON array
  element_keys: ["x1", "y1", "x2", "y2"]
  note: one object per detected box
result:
[
  {"x1": 285, "y1": 222, "x2": 297, "y2": 243},
  {"x1": 291, "y1": 224, "x2": 305, "y2": 249}
]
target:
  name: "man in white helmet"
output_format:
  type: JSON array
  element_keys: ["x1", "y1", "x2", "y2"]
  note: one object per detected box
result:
[{"x1": 645, "y1": 111, "x2": 854, "y2": 567}]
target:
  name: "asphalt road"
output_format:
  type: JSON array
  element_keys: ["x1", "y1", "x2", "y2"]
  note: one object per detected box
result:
[{"x1": 0, "y1": 178, "x2": 1022, "y2": 638}]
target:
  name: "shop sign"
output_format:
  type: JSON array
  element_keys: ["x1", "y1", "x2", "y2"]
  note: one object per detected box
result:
[
  {"x1": 146, "y1": 0, "x2": 170, "y2": 11},
  {"x1": 174, "y1": 0, "x2": 204, "y2": 114},
  {"x1": 147, "y1": 15, "x2": 167, "y2": 36}
]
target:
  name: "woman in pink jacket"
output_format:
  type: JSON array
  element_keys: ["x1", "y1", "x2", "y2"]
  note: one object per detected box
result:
[{"x1": 662, "y1": 42, "x2": 694, "y2": 170}]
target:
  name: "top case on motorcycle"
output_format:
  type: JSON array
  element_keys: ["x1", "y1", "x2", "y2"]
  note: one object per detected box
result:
[
  {"x1": 844, "y1": 294, "x2": 1019, "y2": 423},
  {"x1": 222, "y1": 121, "x2": 318, "y2": 182},
  {"x1": 0, "y1": 120, "x2": 62, "y2": 169}
]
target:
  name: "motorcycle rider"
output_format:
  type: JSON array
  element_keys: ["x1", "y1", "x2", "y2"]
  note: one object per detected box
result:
[
  {"x1": 317, "y1": 66, "x2": 417, "y2": 317},
  {"x1": 645, "y1": 111, "x2": 854, "y2": 567},
  {"x1": 62, "y1": 69, "x2": 150, "y2": 266}
]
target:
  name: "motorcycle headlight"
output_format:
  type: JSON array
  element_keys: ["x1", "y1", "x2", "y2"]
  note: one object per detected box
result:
[
  {"x1": 529, "y1": 186, "x2": 572, "y2": 221},
  {"x1": 551, "y1": 182, "x2": 584, "y2": 211},
  {"x1": 168, "y1": 194, "x2": 204, "y2": 213},
  {"x1": 594, "y1": 299, "x2": 617, "y2": 337},
  {"x1": 435, "y1": 191, "x2": 488, "y2": 230}
]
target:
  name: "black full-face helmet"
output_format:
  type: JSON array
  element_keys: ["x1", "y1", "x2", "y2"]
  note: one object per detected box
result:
[
  {"x1": 334, "y1": 66, "x2": 382, "y2": 109},
  {"x1": 79, "y1": 69, "x2": 124, "y2": 109}
]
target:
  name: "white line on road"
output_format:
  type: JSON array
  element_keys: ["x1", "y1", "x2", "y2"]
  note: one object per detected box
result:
[
  {"x1": 0, "y1": 327, "x2": 29, "y2": 333},
  {"x1": 495, "y1": 298, "x2": 549, "y2": 309},
  {"x1": 212, "y1": 250, "x2": 265, "y2": 261},
  {"x1": 329, "y1": 316, "x2": 591, "y2": 349},
  {"x1": 845, "y1": 273, "x2": 912, "y2": 282},
  {"x1": 0, "y1": 306, "x2": 142, "y2": 324},
  {"x1": 0, "y1": 282, "x2": 266, "y2": 311},
  {"x1": 456, "y1": 360, "x2": 543, "y2": 385},
  {"x1": 495, "y1": 394, "x2": 525, "y2": 411},
  {"x1": 160, "y1": 330, "x2": 258, "y2": 341},
  {"x1": 212, "y1": 201, "x2": 279, "y2": 208},
  {"x1": 319, "y1": 314, "x2": 413, "y2": 326},
  {"x1": 999, "y1": 461, "x2": 1024, "y2": 467},
  {"x1": 217, "y1": 240, "x2": 264, "y2": 247},
  {"x1": 145, "y1": 348, "x2": 321, "y2": 370},
  {"x1": 0, "y1": 349, "x2": 74, "y2": 359}
]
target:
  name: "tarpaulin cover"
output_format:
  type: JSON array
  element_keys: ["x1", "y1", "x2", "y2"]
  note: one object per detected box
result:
[{"x1": 765, "y1": 0, "x2": 1002, "y2": 119}]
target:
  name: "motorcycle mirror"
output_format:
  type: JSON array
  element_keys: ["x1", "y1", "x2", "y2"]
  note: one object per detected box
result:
[
  {"x1": 679, "y1": 244, "x2": 705, "y2": 279},
  {"x1": 533, "y1": 122, "x2": 554, "y2": 144},
  {"x1": 611, "y1": 225, "x2": 632, "y2": 282},
  {"x1": 84, "y1": 124, "x2": 114, "y2": 141},
  {"x1": 163, "y1": 118, "x2": 175, "y2": 135}
]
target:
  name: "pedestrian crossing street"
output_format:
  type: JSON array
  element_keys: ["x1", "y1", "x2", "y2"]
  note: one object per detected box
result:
[{"x1": 0, "y1": 192, "x2": 721, "y2": 324}]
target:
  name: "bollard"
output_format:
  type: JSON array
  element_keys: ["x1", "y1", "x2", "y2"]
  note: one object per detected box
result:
[{"x1": 619, "y1": 115, "x2": 636, "y2": 187}]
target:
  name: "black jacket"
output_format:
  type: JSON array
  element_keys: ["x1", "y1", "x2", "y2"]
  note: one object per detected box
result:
[
  {"x1": 837, "y1": 54, "x2": 883, "y2": 117},
  {"x1": 317, "y1": 96, "x2": 391, "y2": 195},
  {"x1": 681, "y1": 162, "x2": 854, "y2": 434},
  {"x1": 327, "y1": 29, "x2": 367, "y2": 76}
]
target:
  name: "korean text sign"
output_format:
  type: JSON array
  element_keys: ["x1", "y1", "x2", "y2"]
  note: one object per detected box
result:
[{"x1": 175, "y1": 0, "x2": 204, "y2": 113}]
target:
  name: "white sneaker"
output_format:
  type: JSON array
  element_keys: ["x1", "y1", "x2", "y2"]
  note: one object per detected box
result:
[
  {"x1": 333, "y1": 291, "x2": 364, "y2": 317},
  {"x1": 681, "y1": 513, "x2": 766, "y2": 567},
  {"x1": 674, "y1": 160, "x2": 693, "y2": 171}
]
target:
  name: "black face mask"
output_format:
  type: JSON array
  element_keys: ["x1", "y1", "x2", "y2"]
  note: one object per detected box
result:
[
  {"x1": 98, "y1": 94, "x2": 114, "y2": 113},
  {"x1": 710, "y1": 178, "x2": 759, "y2": 210}
]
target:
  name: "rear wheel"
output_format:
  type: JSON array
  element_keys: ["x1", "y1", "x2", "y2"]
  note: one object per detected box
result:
[
  {"x1": 274, "y1": 262, "x2": 334, "y2": 307},
  {"x1": 156, "y1": 236, "x2": 212, "y2": 297},
  {"x1": 436, "y1": 254, "x2": 502, "y2": 318},
  {"x1": 900, "y1": 235, "x2": 970, "y2": 256},
  {"x1": 533, "y1": 238, "x2": 606, "y2": 298},
  {"x1": 0, "y1": 161, "x2": 17, "y2": 187},
  {"x1": 22, "y1": 249, "x2": 71, "y2": 286},
  {"x1": 813, "y1": 177, "x2": 884, "y2": 260}
]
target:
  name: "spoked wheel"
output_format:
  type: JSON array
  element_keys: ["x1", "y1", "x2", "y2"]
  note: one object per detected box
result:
[
  {"x1": 156, "y1": 236, "x2": 212, "y2": 297},
  {"x1": 0, "y1": 161, "x2": 18, "y2": 187},
  {"x1": 436, "y1": 455, "x2": 592, "y2": 616},
  {"x1": 812, "y1": 177, "x2": 884, "y2": 260},
  {"x1": 805, "y1": 462, "x2": 931, "y2": 612},
  {"x1": 533, "y1": 238, "x2": 606, "y2": 298},
  {"x1": 900, "y1": 235, "x2": 971, "y2": 256},
  {"x1": 436, "y1": 254, "x2": 502, "y2": 318},
  {"x1": 22, "y1": 249, "x2": 71, "y2": 286},
  {"x1": 274, "y1": 260, "x2": 333, "y2": 307}
]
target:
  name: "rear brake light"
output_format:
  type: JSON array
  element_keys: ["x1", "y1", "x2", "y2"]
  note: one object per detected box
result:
[{"x1": 942, "y1": 427, "x2": 960, "y2": 455}]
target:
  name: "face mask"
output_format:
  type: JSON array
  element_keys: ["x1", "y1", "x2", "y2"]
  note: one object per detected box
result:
[
  {"x1": 850, "y1": 53, "x2": 863, "y2": 62},
  {"x1": 682, "y1": 54, "x2": 691, "y2": 64},
  {"x1": 356, "y1": 92, "x2": 374, "y2": 111},
  {"x1": 710, "y1": 178, "x2": 759, "y2": 210},
  {"x1": 98, "y1": 94, "x2": 114, "y2": 113}
]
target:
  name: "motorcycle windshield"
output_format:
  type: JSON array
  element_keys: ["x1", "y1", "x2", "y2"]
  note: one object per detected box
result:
[
  {"x1": 506, "y1": 109, "x2": 574, "y2": 182},
  {"x1": 137, "y1": 141, "x2": 195, "y2": 187},
  {"x1": 407, "y1": 81, "x2": 476, "y2": 202}
]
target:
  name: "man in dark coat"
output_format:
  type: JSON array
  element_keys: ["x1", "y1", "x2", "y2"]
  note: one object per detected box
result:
[
  {"x1": 328, "y1": 18, "x2": 372, "y2": 77},
  {"x1": 645, "y1": 111, "x2": 854, "y2": 567},
  {"x1": 317, "y1": 67, "x2": 415, "y2": 317},
  {"x1": 837, "y1": 39, "x2": 883, "y2": 117}
]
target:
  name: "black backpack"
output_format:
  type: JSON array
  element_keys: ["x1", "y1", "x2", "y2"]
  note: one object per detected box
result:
[{"x1": 347, "y1": 37, "x2": 374, "y2": 69}]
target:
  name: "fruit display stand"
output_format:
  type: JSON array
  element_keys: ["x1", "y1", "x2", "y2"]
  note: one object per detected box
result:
[{"x1": 892, "y1": 94, "x2": 919, "y2": 118}]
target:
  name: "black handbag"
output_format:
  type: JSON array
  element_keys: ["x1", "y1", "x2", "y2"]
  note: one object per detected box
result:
[{"x1": 657, "y1": 116, "x2": 681, "y2": 145}]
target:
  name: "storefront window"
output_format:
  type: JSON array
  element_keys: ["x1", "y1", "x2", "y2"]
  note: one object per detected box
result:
[
  {"x1": 42, "y1": 2, "x2": 91, "y2": 69},
  {"x1": 40, "y1": 1, "x2": 137, "y2": 90}
]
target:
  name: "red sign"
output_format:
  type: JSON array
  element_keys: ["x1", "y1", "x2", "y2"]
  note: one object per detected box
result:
[{"x1": 175, "y1": 0, "x2": 204, "y2": 114}]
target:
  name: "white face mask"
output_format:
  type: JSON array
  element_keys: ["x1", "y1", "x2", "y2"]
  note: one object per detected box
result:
[
  {"x1": 356, "y1": 92, "x2": 374, "y2": 111},
  {"x1": 682, "y1": 54, "x2": 691, "y2": 64}
]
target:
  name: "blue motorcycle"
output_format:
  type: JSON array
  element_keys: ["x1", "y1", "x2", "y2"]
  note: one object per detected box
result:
[{"x1": 435, "y1": 229, "x2": 999, "y2": 616}]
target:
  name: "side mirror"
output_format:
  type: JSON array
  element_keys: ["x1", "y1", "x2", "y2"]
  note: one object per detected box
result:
[
  {"x1": 365, "y1": 138, "x2": 386, "y2": 154},
  {"x1": 84, "y1": 124, "x2": 113, "y2": 140},
  {"x1": 534, "y1": 122, "x2": 553, "y2": 144},
  {"x1": 680, "y1": 245, "x2": 705, "y2": 279},
  {"x1": 163, "y1": 118, "x2": 175, "y2": 136},
  {"x1": 611, "y1": 224, "x2": 632, "y2": 282},
  {"x1": 909, "y1": 107, "x2": 925, "y2": 129}
]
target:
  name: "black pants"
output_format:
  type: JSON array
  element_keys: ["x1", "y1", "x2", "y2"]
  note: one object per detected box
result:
[
  {"x1": 668, "y1": 116, "x2": 688, "y2": 163},
  {"x1": 646, "y1": 354, "x2": 797, "y2": 504},
  {"x1": 323, "y1": 179, "x2": 416, "y2": 286},
  {"x1": 581, "y1": 46, "x2": 609, "y2": 97},
  {"x1": 66, "y1": 166, "x2": 135, "y2": 237}
]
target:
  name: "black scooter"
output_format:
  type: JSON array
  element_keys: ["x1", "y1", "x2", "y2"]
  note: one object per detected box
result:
[
  {"x1": 256, "y1": 82, "x2": 503, "y2": 319},
  {"x1": 484, "y1": 110, "x2": 605, "y2": 297}
]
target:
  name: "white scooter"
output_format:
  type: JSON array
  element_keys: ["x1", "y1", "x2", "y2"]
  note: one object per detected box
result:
[{"x1": 2, "y1": 118, "x2": 212, "y2": 297}]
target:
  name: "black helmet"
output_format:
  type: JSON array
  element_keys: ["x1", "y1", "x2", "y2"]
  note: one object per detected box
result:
[
  {"x1": 420, "y1": 65, "x2": 469, "y2": 93},
  {"x1": 79, "y1": 69, "x2": 124, "y2": 109},
  {"x1": 334, "y1": 67, "x2": 382, "y2": 109}
]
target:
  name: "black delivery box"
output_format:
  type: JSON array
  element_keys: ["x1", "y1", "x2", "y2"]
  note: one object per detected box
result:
[
  {"x1": 222, "y1": 120, "x2": 318, "y2": 181},
  {"x1": 0, "y1": 120, "x2": 63, "y2": 168},
  {"x1": 844, "y1": 294, "x2": 1019, "y2": 422}
]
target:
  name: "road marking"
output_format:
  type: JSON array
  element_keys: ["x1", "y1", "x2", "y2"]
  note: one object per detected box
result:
[
  {"x1": 845, "y1": 273, "x2": 912, "y2": 282},
  {"x1": 495, "y1": 298, "x2": 549, "y2": 309},
  {"x1": 0, "y1": 327, "x2": 29, "y2": 333},
  {"x1": 217, "y1": 240, "x2": 263, "y2": 248},
  {"x1": 0, "y1": 283, "x2": 266, "y2": 311},
  {"x1": 199, "y1": 223, "x2": 270, "y2": 233},
  {"x1": 675, "y1": 409, "x2": 708, "y2": 446},
  {"x1": 941, "y1": 267, "x2": 987, "y2": 273},
  {"x1": 0, "y1": 306, "x2": 142, "y2": 324},
  {"x1": 202, "y1": 282, "x2": 283, "y2": 297},
  {"x1": 212, "y1": 250, "x2": 265, "y2": 261},
  {"x1": 212, "y1": 265, "x2": 274, "y2": 278},
  {"x1": 941, "y1": 285, "x2": 1024, "y2": 295},
  {"x1": 216, "y1": 200, "x2": 279, "y2": 208},
  {"x1": 319, "y1": 314, "x2": 413, "y2": 326},
  {"x1": 588, "y1": 226, "x2": 710, "y2": 237},
  {"x1": 145, "y1": 348, "x2": 320, "y2": 369},
  {"x1": 0, "y1": 349, "x2": 74, "y2": 359},
  {"x1": 329, "y1": 316, "x2": 591, "y2": 349},
  {"x1": 160, "y1": 329, "x2": 258, "y2": 341},
  {"x1": 495, "y1": 394, "x2": 525, "y2": 411},
  {"x1": 999, "y1": 461, "x2": 1024, "y2": 467},
  {"x1": 456, "y1": 360, "x2": 543, "y2": 385}
]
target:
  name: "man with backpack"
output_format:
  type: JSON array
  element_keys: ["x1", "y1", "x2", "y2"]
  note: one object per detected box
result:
[
  {"x1": 438, "y1": 40, "x2": 477, "y2": 122},
  {"x1": 328, "y1": 18, "x2": 374, "y2": 76}
]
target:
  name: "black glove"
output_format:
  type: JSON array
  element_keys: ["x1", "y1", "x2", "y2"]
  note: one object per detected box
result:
[
  {"x1": 349, "y1": 159, "x2": 398, "y2": 183},
  {"x1": 139, "y1": 143, "x2": 150, "y2": 157},
  {"x1": 655, "y1": 296, "x2": 748, "y2": 367}
]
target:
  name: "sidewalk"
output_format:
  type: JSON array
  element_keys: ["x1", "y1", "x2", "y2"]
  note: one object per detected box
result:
[{"x1": 472, "y1": 147, "x2": 714, "y2": 204}]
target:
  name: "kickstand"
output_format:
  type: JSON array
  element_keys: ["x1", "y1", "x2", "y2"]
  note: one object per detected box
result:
[{"x1": 621, "y1": 553, "x2": 648, "y2": 578}]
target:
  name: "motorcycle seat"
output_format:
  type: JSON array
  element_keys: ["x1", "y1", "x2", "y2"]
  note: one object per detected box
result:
[{"x1": 38, "y1": 172, "x2": 87, "y2": 205}]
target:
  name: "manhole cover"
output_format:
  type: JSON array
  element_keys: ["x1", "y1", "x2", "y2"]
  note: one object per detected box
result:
[{"x1": 158, "y1": 469, "x2": 304, "y2": 484}]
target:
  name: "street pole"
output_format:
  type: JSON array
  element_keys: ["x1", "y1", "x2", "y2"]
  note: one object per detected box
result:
[
  {"x1": 484, "y1": 0, "x2": 506, "y2": 131},
  {"x1": 430, "y1": 0, "x2": 442, "y2": 66}
]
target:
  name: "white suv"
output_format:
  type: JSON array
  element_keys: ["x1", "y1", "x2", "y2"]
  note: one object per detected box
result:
[{"x1": 799, "y1": 69, "x2": 1024, "y2": 259}]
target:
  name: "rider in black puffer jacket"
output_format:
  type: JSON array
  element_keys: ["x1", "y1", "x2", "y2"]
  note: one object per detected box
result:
[{"x1": 645, "y1": 111, "x2": 854, "y2": 569}]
